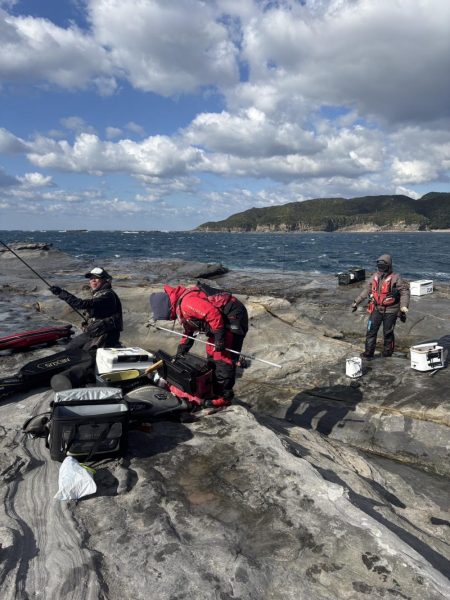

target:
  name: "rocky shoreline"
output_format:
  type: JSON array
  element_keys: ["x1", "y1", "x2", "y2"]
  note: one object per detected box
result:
[
  {"x1": 194, "y1": 226, "x2": 450, "y2": 233},
  {"x1": 0, "y1": 246, "x2": 449, "y2": 599}
]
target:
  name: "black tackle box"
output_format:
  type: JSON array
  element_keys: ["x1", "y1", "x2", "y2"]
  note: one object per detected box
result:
[
  {"x1": 155, "y1": 350, "x2": 214, "y2": 398},
  {"x1": 337, "y1": 267, "x2": 366, "y2": 285}
]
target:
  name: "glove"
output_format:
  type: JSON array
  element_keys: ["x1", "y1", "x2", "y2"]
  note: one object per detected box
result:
[
  {"x1": 86, "y1": 320, "x2": 105, "y2": 337},
  {"x1": 214, "y1": 339, "x2": 226, "y2": 352},
  {"x1": 237, "y1": 357, "x2": 250, "y2": 369},
  {"x1": 49, "y1": 285, "x2": 62, "y2": 296},
  {"x1": 351, "y1": 302, "x2": 358, "y2": 313}
]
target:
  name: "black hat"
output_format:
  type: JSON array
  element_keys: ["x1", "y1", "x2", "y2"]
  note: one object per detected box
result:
[
  {"x1": 84, "y1": 267, "x2": 112, "y2": 280},
  {"x1": 149, "y1": 291, "x2": 171, "y2": 321}
]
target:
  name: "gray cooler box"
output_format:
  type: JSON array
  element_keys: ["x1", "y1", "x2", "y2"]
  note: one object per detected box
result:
[{"x1": 48, "y1": 387, "x2": 129, "y2": 462}]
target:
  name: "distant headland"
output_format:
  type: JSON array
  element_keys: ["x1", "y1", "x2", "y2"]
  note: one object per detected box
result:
[{"x1": 196, "y1": 192, "x2": 450, "y2": 232}]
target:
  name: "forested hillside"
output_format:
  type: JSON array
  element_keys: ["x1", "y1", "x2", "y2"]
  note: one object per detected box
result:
[{"x1": 196, "y1": 193, "x2": 450, "y2": 232}]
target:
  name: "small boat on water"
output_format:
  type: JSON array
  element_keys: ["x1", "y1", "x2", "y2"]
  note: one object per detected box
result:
[{"x1": 0, "y1": 325, "x2": 74, "y2": 351}]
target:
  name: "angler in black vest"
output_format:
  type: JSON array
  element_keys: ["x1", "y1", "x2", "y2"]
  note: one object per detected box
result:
[{"x1": 49, "y1": 267, "x2": 123, "y2": 390}]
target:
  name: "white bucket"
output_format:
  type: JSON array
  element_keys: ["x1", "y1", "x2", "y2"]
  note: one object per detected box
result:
[{"x1": 346, "y1": 356, "x2": 362, "y2": 378}]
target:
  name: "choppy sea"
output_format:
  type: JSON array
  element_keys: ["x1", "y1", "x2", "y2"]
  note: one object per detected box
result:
[{"x1": 2, "y1": 230, "x2": 450, "y2": 282}]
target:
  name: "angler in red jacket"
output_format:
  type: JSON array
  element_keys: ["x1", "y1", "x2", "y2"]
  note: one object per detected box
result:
[
  {"x1": 351, "y1": 254, "x2": 410, "y2": 359},
  {"x1": 150, "y1": 283, "x2": 248, "y2": 405}
]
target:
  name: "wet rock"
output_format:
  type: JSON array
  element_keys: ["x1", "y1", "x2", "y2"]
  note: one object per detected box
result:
[{"x1": 0, "y1": 242, "x2": 53, "y2": 252}]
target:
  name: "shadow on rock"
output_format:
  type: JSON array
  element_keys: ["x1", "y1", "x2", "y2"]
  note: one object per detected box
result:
[
  {"x1": 285, "y1": 383, "x2": 364, "y2": 436},
  {"x1": 316, "y1": 467, "x2": 450, "y2": 582},
  {"x1": 92, "y1": 467, "x2": 121, "y2": 497},
  {"x1": 127, "y1": 421, "x2": 193, "y2": 459},
  {"x1": 81, "y1": 422, "x2": 194, "y2": 498}
]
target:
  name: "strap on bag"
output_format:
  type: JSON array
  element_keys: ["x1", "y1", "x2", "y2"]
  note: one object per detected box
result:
[
  {"x1": 64, "y1": 422, "x2": 114, "y2": 463},
  {"x1": 83, "y1": 423, "x2": 114, "y2": 463}
]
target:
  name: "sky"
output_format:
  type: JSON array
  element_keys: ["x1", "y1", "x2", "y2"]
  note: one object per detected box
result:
[{"x1": 0, "y1": 0, "x2": 449, "y2": 231}]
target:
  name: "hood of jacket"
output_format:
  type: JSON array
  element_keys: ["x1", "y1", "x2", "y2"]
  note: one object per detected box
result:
[
  {"x1": 377, "y1": 253, "x2": 392, "y2": 273},
  {"x1": 163, "y1": 284, "x2": 188, "y2": 320}
]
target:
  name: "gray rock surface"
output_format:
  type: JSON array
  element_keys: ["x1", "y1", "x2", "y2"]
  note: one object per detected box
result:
[{"x1": 0, "y1": 248, "x2": 449, "y2": 599}]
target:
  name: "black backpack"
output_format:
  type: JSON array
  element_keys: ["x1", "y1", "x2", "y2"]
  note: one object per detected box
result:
[{"x1": 196, "y1": 281, "x2": 248, "y2": 336}]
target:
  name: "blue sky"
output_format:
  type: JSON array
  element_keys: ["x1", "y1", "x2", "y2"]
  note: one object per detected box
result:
[{"x1": 1, "y1": 0, "x2": 449, "y2": 230}]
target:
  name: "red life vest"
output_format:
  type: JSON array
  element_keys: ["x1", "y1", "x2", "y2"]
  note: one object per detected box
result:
[{"x1": 370, "y1": 273, "x2": 399, "y2": 310}]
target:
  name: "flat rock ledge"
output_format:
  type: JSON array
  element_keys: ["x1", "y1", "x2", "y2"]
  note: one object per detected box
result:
[{"x1": 0, "y1": 252, "x2": 449, "y2": 598}]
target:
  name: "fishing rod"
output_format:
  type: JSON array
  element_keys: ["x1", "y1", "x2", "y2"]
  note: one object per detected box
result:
[
  {"x1": 148, "y1": 322, "x2": 282, "y2": 369},
  {"x1": 0, "y1": 239, "x2": 85, "y2": 321}
]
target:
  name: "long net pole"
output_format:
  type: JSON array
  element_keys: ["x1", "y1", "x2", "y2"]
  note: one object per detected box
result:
[{"x1": 149, "y1": 323, "x2": 282, "y2": 368}]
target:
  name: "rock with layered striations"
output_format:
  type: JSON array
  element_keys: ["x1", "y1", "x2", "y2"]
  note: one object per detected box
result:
[{"x1": 0, "y1": 249, "x2": 449, "y2": 598}]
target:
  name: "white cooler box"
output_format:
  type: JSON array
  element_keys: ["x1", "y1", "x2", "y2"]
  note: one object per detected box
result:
[
  {"x1": 96, "y1": 347, "x2": 154, "y2": 375},
  {"x1": 410, "y1": 280, "x2": 433, "y2": 296},
  {"x1": 410, "y1": 343, "x2": 444, "y2": 372}
]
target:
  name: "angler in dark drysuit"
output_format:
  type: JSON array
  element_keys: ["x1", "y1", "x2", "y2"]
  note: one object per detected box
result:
[
  {"x1": 351, "y1": 254, "x2": 410, "y2": 358},
  {"x1": 150, "y1": 283, "x2": 248, "y2": 406},
  {"x1": 49, "y1": 267, "x2": 123, "y2": 389}
]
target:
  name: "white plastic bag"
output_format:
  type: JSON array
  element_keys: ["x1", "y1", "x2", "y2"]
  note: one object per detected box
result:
[{"x1": 54, "y1": 456, "x2": 97, "y2": 501}]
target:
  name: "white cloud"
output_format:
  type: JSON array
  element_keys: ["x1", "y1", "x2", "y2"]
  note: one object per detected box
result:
[
  {"x1": 3, "y1": 186, "x2": 103, "y2": 205},
  {"x1": 194, "y1": 122, "x2": 385, "y2": 181},
  {"x1": 46, "y1": 129, "x2": 66, "y2": 139},
  {"x1": 394, "y1": 186, "x2": 420, "y2": 200},
  {"x1": 106, "y1": 126, "x2": 123, "y2": 139},
  {"x1": 60, "y1": 116, "x2": 96, "y2": 134},
  {"x1": 88, "y1": 0, "x2": 239, "y2": 95},
  {"x1": 125, "y1": 122, "x2": 145, "y2": 136},
  {"x1": 236, "y1": 0, "x2": 450, "y2": 124},
  {"x1": 0, "y1": 0, "x2": 448, "y2": 126},
  {"x1": 26, "y1": 132, "x2": 205, "y2": 177},
  {"x1": 0, "y1": 115, "x2": 389, "y2": 187},
  {"x1": 19, "y1": 172, "x2": 53, "y2": 187},
  {"x1": 0, "y1": 9, "x2": 115, "y2": 92},
  {"x1": 184, "y1": 108, "x2": 323, "y2": 157},
  {"x1": 389, "y1": 126, "x2": 450, "y2": 184},
  {"x1": 0, "y1": 127, "x2": 29, "y2": 153},
  {"x1": 391, "y1": 159, "x2": 437, "y2": 185},
  {"x1": 135, "y1": 175, "x2": 200, "y2": 202},
  {"x1": 1, "y1": 1, "x2": 449, "y2": 229}
]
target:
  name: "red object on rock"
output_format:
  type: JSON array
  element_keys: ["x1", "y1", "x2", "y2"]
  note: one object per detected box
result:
[
  {"x1": 0, "y1": 325, "x2": 74, "y2": 351},
  {"x1": 167, "y1": 383, "x2": 230, "y2": 409}
]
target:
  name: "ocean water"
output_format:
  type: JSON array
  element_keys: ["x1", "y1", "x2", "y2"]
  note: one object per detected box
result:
[{"x1": 1, "y1": 230, "x2": 450, "y2": 282}]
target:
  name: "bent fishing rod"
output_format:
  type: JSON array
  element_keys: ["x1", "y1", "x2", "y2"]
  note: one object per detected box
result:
[
  {"x1": 148, "y1": 322, "x2": 282, "y2": 369},
  {"x1": 0, "y1": 239, "x2": 85, "y2": 321}
]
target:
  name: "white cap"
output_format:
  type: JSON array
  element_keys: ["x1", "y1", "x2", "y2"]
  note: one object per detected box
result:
[{"x1": 84, "y1": 267, "x2": 112, "y2": 280}]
